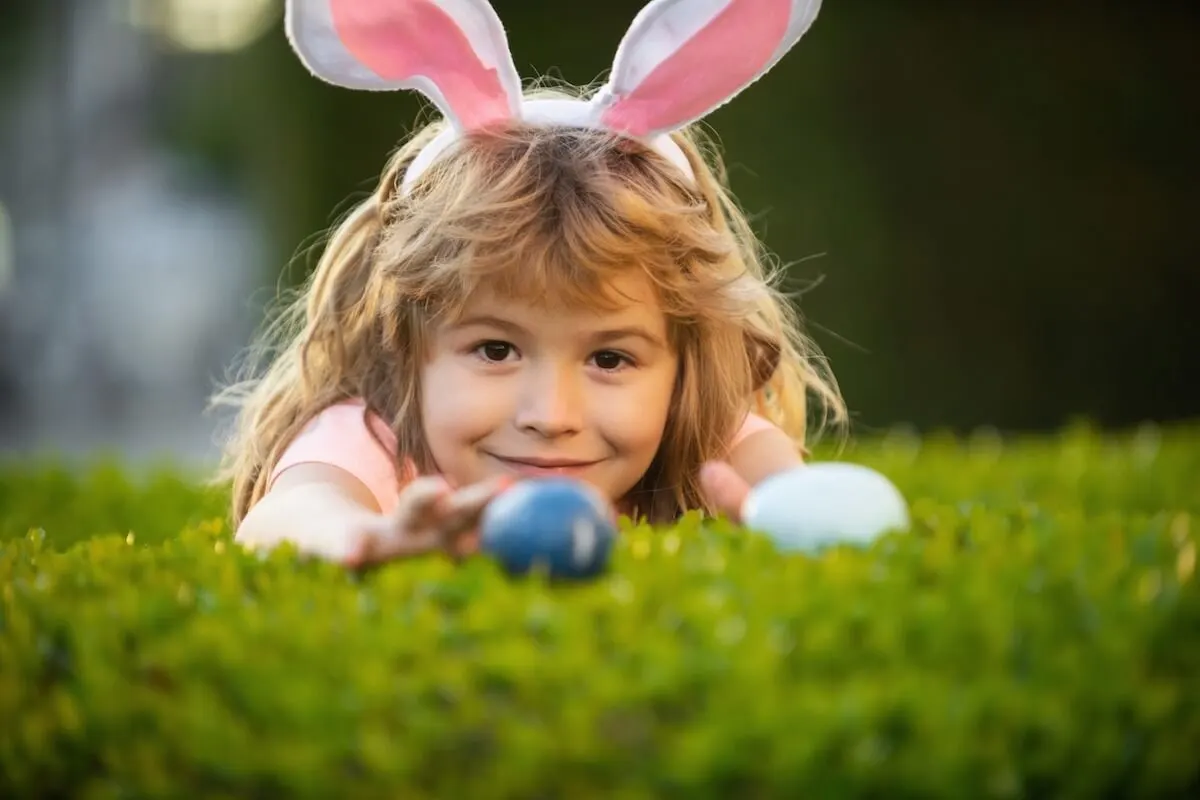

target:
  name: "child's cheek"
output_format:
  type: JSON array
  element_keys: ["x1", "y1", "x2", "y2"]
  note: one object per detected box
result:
[
  {"x1": 600, "y1": 379, "x2": 674, "y2": 461},
  {"x1": 421, "y1": 360, "x2": 510, "y2": 450}
]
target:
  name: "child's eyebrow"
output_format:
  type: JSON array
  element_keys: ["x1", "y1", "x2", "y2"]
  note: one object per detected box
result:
[
  {"x1": 588, "y1": 326, "x2": 667, "y2": 349},
  {"x1": 451, "y1": 314, "x2": 525, "y2": 335},
  {"x1": 453, "y1": 315, "x2": 666, "y2": 349}
]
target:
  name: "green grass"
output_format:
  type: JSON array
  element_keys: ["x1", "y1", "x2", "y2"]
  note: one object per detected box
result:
[{"x1": 2, "y1": 421, "x2": 1198, "y2": 798}]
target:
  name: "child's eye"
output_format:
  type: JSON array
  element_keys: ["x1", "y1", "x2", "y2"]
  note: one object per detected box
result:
[
  {"x1": 474, "y1": 341, "x2": 516, "y2": 362},
  {"x1": 592, "y1": 350, "x2": 633, "y2": 371}
]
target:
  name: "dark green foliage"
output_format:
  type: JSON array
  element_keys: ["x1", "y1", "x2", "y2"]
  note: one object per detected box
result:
[{"x1": 2, "y1": 422, "x2": 1198, "y2": 798}]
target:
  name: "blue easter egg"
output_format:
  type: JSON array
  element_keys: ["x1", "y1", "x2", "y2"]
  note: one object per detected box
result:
[{"x1": 480, "y1": 478, "x2": 616, "y2": 579}]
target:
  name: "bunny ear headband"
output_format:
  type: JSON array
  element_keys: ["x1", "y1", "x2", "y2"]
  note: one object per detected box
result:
[{"x1": 286, "y1": 0, "x2": 823, "y2": 192}]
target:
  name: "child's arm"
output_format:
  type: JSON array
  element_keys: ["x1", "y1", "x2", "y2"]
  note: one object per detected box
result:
[
  {"x1": 235, "y1": 463, "x2": 508, "y2": 567},
  {"x1": 234, "y1": 463, "x2": 389, "y2": 565},
  {"x1": 726, "y1": 425, "x2": 805, "y2": 487},
  {"x1": 700, "y1": 418, "x2": 807, "y2": 522}
]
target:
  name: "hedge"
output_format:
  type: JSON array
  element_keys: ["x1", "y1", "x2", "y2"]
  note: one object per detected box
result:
[{"x1": 2, "y1": 421, "x2": 1198, "y2": 798}]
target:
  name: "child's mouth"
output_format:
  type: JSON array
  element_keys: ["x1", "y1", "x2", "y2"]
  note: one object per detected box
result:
[{"x1": 485, "y1": 453, "x2": 603, "y2": 477}]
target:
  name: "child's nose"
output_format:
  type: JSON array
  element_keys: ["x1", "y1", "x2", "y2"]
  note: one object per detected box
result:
[{"x1": 515, "y1": 363, "x2": 584, "y2": 437}]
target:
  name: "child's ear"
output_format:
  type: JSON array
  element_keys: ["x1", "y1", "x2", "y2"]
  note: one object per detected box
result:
[
  {"x1": 285, "y1": 0, "x2": 523, "y2": 132},
  {"x1": 596, "y1": 0, "x2": 823, "y2": 138},
  {"x1": 745, "y1": 328, "x2": 782, "y2": 391}
]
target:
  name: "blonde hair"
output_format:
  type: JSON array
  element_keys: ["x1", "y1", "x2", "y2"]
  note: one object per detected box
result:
[{"x1": 213, "y1": 85, "x2": 847, "y2": 525}]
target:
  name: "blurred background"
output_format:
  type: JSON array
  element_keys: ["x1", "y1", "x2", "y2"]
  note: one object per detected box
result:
[{"x1": 0, "y1": 0, "x2": 1196, "y2": 472}]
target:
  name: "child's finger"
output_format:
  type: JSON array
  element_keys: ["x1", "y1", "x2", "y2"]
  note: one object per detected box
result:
[
  {"x1": 435, "y1": 475, "x2": 514, "y2": 537},
  {"x1": 393, "y1": 475, "x2": 453, "y2": 528},
  {"x1": 699, "y1": 460, "x2": 751, "y2": 523},
  {"x1": 354, "y1": 475, "x2": 511, "y2": 565},
  {"x1": 438, "y1": 528, "x2": 481, "y2": 563},
  {"x1": 453, "y1": 530, "x2": 480, "y2": 557},
  {"x1": 350, "y1": 477, "x2": 452, "y2": 565}
]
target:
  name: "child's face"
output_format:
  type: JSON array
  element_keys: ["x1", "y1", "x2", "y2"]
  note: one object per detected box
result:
[{"x1": 421, "y1": 271, "x2": 678, "y2": 506}]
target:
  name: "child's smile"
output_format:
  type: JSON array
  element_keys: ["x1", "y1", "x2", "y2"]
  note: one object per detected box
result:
[{"x1": 481, "y1": 452, "x2": 608, "y2": 479}]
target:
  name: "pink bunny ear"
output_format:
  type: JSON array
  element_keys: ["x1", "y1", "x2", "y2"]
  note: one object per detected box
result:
[
  {"x1": 598, "y1": 0, "x2": 822, "y2": 138},
  {"x1": 286, "y1": 0, "x2": 523, "y2": 131}
]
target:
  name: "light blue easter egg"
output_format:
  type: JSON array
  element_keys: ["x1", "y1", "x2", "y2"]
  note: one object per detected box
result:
[{"x1": 741, "y1": 463, "x2": 910, "y2": 552}]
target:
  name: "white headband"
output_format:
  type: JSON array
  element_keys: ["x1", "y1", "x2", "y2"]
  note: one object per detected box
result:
[{"x1": 286, "y1": 0, "x2": 823, "y2": 192}]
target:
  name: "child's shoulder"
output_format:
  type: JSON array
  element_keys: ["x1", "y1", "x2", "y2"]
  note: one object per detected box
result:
[
  {"x1": 732, "y1": 410, "x2": 776, "y2": 448},
  {"x1": 294, "y1": 398, "x2": 396, "y2": 446},
  {"x1": 269, "y1": 398, "x2": 401, "y2": 512}
]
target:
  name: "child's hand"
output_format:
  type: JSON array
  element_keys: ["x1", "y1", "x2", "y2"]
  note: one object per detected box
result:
[
  {"x1": 702, "y1": 426, "x2": 807, "y2": 524},
  {"x1": 346, "y1": 475, "x2": 512, "y2": 567},
  {"x1": 700, "y1": 461, "x2": 752, "y2": 523}
]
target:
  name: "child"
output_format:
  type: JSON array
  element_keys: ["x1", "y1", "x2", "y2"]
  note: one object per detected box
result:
[{"x1": 212, "y1": 0, "x2": 848, "y2": 567}]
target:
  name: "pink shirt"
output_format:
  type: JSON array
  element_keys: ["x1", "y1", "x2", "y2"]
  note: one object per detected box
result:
[{"x1": 268, "y1": 399, "x2": 776, "y2": 513}]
